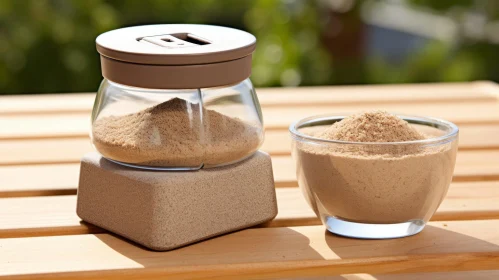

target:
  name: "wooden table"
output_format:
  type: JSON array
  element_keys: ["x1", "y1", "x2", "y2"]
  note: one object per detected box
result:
[{"x1": 1, "y1": 82, "x2": 499, "y2": 279}]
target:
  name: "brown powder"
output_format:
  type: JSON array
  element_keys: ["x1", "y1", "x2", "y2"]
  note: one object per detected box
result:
[
  {"x1": 92, "y1": 98, "x2": 262, "y2": 168},
  {"x1": 295, "y1": 111, "x2": 458, "y2": 224},
  {"x1": 319, "y1": 110, "x2": 426, "y2": 142}
]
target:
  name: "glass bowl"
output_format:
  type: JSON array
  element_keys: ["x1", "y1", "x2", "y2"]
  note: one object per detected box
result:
[
  {"x1": 91, "y1": 78, "x2": 264, "y2": 170},
  {"x1": 289, "y1": 114, "x2": 459, "y2": 239}
]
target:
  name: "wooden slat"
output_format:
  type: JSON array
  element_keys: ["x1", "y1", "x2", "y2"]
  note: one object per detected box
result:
[
  {"x1": 2, "y1": 101, "x2": 499, "y2": 140},
  {"x1": 1, "y1": 123, "x2": 498, "y2": 166},
  {"x1": 257, "y1": 81, "x2": 499, "y2": 107},
  {"x1": 0, "y1": 195, "x2": 103, "y2": 238},
  {"x1": 0, "y1": 195, "x2": 93, "y2": 238},
  {"x1": 0, "y1": 164, "x2": 79, "y2": 197},
  {"x1": 296, "y1": 271, "x2": 499, "y2": 280},
  {"x1": 1, "y1": 220, "x2": 499, "y2": 278},
  {"x1": 1, "y1": 181, "x2": 498, "y2": 238},
  {"x1": 5, "y1": 266, "x2": 499, "y2": 280},
  {"x1": 1, "y1": 82, "x2": 497, "y2": 115},
  {"x1": 274, "y1": 181, "x2": 499, "y2": 227},
  {"x1": 1, "y1": 150, "x2": 498, "y2": 197},
  {"x1": 0, "y1": 93, "x2": 94, "y2": 115},
  {"x1": 0, "y1": 138, "x2": 93, "y2": 165},
  {"x1": 0, "y1": 114, "x2": 90, "y2": 140},
  {"x1": 264, "y1": 124, "x2": 499, "y2": 154},
  {"x1": 271, "y1": 151, "x2": 499, "y2": 187},
  {"x1": 261, "y1": 102, "x2": 499, "y2": 129}
]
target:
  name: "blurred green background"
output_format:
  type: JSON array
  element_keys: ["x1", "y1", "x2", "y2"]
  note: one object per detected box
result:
[{"x1": 1, "y1": 0, "x2": 498, "y2": 95}]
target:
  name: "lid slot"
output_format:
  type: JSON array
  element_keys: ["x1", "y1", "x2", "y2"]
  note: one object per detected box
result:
[
  {"x1": 138, "y1": 33, "x2": 211, "y2": 49},
  {"x1": 138, "y1": 35, "x2": 195, "y2": 48},
  {"x1": 170, "y1": 33, "x2": 211, "y2": 45}
]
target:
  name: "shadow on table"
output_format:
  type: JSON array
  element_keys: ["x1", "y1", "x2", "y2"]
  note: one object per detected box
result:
[
  {"x1": 94, "y1": 226, "x2": 325, "y2": 268},
  {"x1": 321, "y1": 223, "x2": 499, "y2": 279},
  {"x1": 323, "y1": 223, "x2": 499, "y2": 258},
  {"x1": 93, "y1": 223, "x2": 499, "y2": 279}
]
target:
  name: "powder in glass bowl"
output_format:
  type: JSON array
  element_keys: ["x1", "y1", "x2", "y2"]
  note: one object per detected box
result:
[
  {"x1": 294, "y1": 111, "x2": 457, "y2": 224},
  {"x1": 319, "y1": 110, "x2": 426, "y2": 142},
  {"x1": 92, "y1": 98, "x2": 262, "y2": 168}
]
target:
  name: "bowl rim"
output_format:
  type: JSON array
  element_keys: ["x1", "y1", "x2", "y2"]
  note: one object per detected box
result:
[{"x1": 289, "y1": 113, "x2": 459, "y2": 146}]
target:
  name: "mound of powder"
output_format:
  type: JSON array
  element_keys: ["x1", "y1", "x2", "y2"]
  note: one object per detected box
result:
[
  {"x1": 295, "y1": 111, "x2": 457, "y2": 224},
  {"x1": 92, "y1": 98, "x2": 261, "y2": 168},
  {"x1": 319, "y1": 110, "x2": 425, "y2": 142}
]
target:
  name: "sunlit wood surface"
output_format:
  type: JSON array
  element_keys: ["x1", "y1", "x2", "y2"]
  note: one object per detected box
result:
[{"x1": 1, "y1": 81, "x2": 499, "y2": 279}]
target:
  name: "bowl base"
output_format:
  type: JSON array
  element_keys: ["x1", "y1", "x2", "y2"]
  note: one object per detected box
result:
[{"x1": 324, "y1": 216, "x2": 425, "y2": 239}]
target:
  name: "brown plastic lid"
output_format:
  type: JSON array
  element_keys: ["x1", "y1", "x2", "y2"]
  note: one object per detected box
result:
[{"x1": 96, "y1": 24, "x2": 256, "y2": 89}]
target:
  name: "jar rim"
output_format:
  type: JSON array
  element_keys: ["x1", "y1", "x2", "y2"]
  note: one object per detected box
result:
[{"x1": 289, "y1": 113, "x2": 459, "y2": 146}]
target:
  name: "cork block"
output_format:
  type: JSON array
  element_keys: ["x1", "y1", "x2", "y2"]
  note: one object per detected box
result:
[{"x1": 76, "y1": 151, "x2": 277, "y2": 251}]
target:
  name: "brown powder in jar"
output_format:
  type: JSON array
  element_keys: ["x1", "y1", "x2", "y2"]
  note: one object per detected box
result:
[
  {"x1": 295, "y1": 110, "x2": 457, "y2": 224},
  {"x1": 92, "y1": 98, "x2": 261, "y2": 168}
]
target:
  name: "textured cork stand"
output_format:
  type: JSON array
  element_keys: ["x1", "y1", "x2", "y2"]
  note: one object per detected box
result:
[{"x1": 76, "y1": 151, "x2": 277, "y2": 251}]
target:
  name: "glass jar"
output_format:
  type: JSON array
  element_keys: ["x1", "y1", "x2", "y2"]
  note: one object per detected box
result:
[
  {"x1": 91, "y1": 24, "x2": 262, "y2": 170},
  {"x1": 91, "y1": 78, "x2": 263, "y2": 170},
  {"x1": 290, "y1": 114, "x2": 459, "y2": 239}
]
